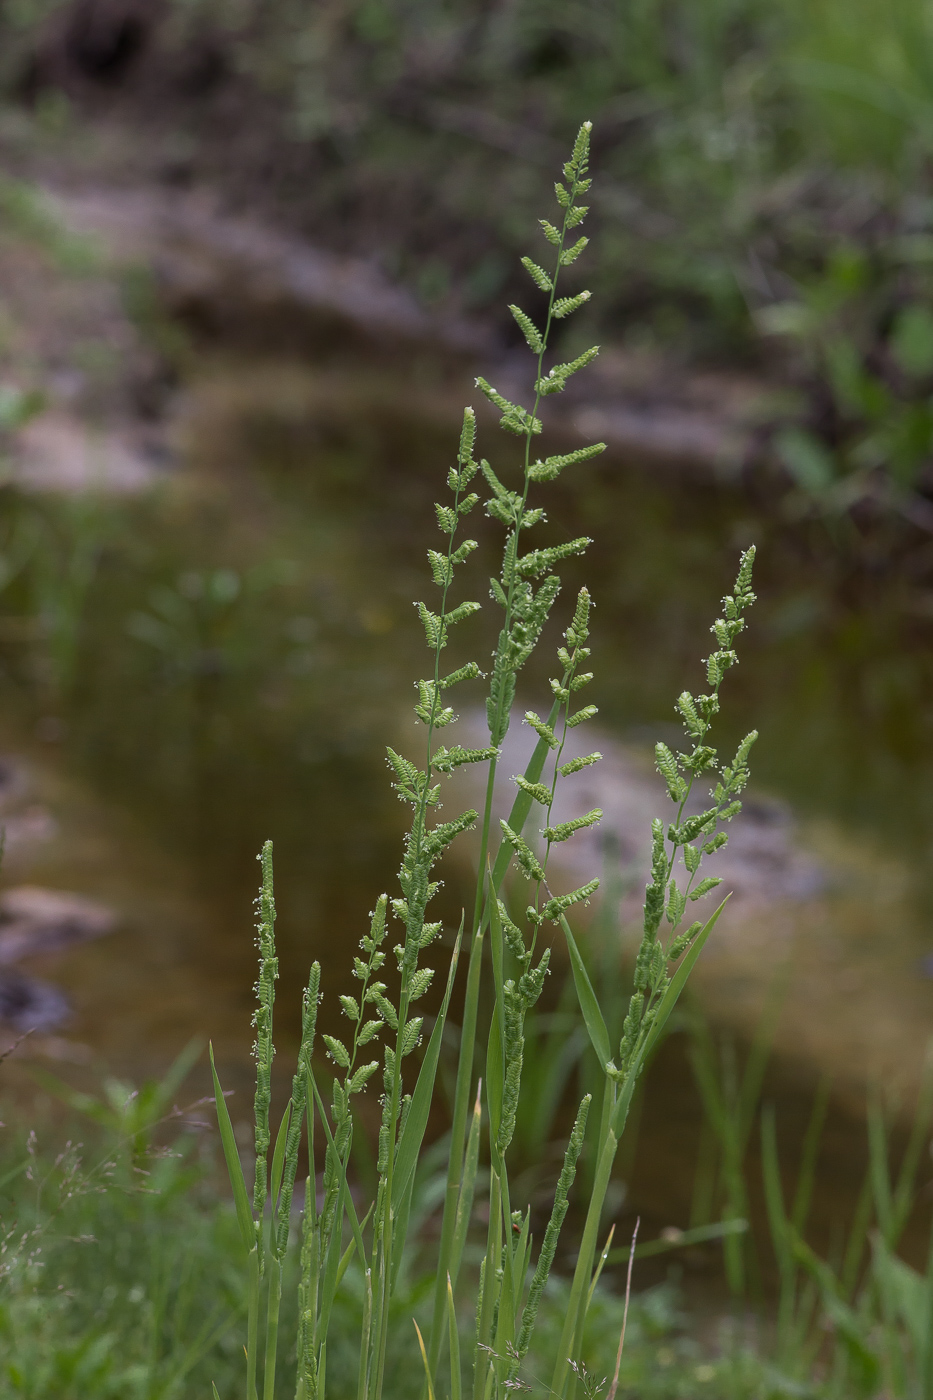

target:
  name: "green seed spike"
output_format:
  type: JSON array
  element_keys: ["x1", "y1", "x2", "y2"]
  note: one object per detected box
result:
[
  {"x1": 655, "y1": 743, "x2": 687, "y2": 803},
  {"x1": 541, "y1": 879, "x2": 599, "y2": 922},
  {"x1": 499, "y1": 820, "x2": 546, "y2": 882},
  {"x1": 428, "y1": 551, "x2": 453, "y2": 588},
  {"x1": 557, "y1": 752, "x2": 602, "y2": 777},
  {"x1": 539, "y1": 219, "x2": 561, "y2": 246},
  {"x1": 559, "y1": 237, "x2": 589, "y2": 267},
  {"x1": 409, "y1": 967, "x2": 435, "y2": 1001},
  {"x1": 566, "y1": 587, "x2": 592, "y2": 646},
  {"x1": 518, "y1": 947, "x2": 551, "y2": 1008},
  {"x1": 424, "y1": 809, "x2": 478, "y2": 858},
  {"x1": 570, "y1": 119, "x2": 592, "y2": 170},
  {"x1": 444, "y1": 600, "x2": 482, "y2": 629},
  {"x1": 252, "y1": 839, "x2": 277, "y2": 1224},
  {"x1": 348, "y1": 1061, "x2": 379, "y2": 1095},
  {"x1": 545, "y1": 809, "x2": 602, "y2": 843},
  {"x1": 551, "y1": 290, "x2": 591, "y2": 320},
  {"x1": 665, "y1": 881, "x2": 686, "y2": 928},
  {"x1": 689, "y1": 876, "x2": 724, "y2": 902},
  {"x1": 439, "y1": 661, "x2": 482, "y2": 689},
  {"x1": 516, "y1": 538, "x2": 591, "y2": 578},
  {"x1": 401, "y1": 1017, "x2": 423, "y2": 1057},
  {"x1": 668, "y1": 920, "x2": 703, "y2": 960},
  {"x1": 497, "y1": 900, "x2": 527, "y2": 963},
  {"x1": 417, "y1": 602, "x2": 443, "y2": 648},
  {"x1": 323, "y1": 1036, "x2": 350, "y2": 1069},
  {"x1": 535, "y1": 346, "x2": 599, "y2": 396},
  {"x1": 275, "y1": 963, "x2": 320, "y2": 1263},
  {"x1": 515, "y1": 1095, "x2": 591, "y2": 1364},
  {"x1": 732, "y1": 729, "x2": 759, "y2": 769},
  {"x1": 514, "y1": 775, "x2": 551, "y2": 805},
  {"x1": 450, "y1": 539, "x2": 478, "y2": 565},
  {"x1": 520, "y1": 256, "x2": 553, "y2": 293},
  {"x1": 508, "y1": 304, "x2": 544, "y2": 353},
  {"x1": 339, "y1": 995, "x2": 360, "y2": 1023},
  {"x1": 432, "y1": 745, "x2": 498, "y2": 773},
  {"x1": 497, "y1": 982, "x2": 525, "y2": 1155},
  {"x1": 458, "y1": 407, "x2": 477, "y2": 470},
  {"x1": 734, "y1": 544, "x2": 757, "y2": 602},
  {"x1": 676, "y1": 690, "x2": 703, "y2": 736},
  {"x1": 527, "y1": 439, "x2": 605, "y2": 482},
  {"x1": 475, "y1": 376, "x2": 543, "y2": 436},
  {"x1": 524, "y1": 711, "x2": 559, "y2": 749}
]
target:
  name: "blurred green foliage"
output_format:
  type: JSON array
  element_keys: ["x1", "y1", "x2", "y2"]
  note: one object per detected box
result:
[{"x1": 7, "y1": 0, "x2": 933, "y2": 515}]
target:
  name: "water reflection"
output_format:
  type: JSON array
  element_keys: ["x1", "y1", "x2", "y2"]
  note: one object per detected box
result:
[{"x1": 1, "y1": 350, "x2": 932, "y2": 1248}]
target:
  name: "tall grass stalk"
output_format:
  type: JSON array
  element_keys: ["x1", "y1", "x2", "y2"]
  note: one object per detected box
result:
[{"x1": 212, "y1": 123, "x2": 759, "y2": 1400}]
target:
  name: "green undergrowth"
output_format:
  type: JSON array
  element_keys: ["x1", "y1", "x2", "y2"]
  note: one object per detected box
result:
[
  {"x1": 0, "y1": 1103, "x2": 720, "y2": 1400},
  {"x1": 8, "y1": 3, "x2": 933, "y2": 530},
  {"x1": 6, "y1": 1020, "x2": 933, "y2": 1399}
]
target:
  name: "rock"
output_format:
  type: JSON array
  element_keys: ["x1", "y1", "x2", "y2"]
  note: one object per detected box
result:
[
  {"x1": 0, "y1": 971, "x2": 70, "y2": 1032},
  {"x1": 0, "y1": 756, "x2": 57, "y2": 857},
  {"x1": 13, "y1": 411, "x2": 170, "y2": 494},
  {"x1": 0, "y1": 886, "x2": 118, "y2": 966},
  {"x1": 449, "y1": 710, "x2": 824, "y2": 915},
  {"x1": 0, "y1": 756, "x2": 29, "y2": 808}
]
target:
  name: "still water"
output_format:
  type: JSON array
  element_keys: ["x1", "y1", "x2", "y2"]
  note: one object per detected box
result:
[{"x1": 3, "y1": 343, "x2": 933, "y2": 1258}]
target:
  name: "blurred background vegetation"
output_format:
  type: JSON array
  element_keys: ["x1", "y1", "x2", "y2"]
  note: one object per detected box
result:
[{"x1": 5, "y1": 0, "x2": 933, "y2": 520}]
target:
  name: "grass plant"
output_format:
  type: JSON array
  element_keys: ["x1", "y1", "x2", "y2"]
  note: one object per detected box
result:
[{"x1": 211, "y1": 123, "x2": 759, "y2": 1400}]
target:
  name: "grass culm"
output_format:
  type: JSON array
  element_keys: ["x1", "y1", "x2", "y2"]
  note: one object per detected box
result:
[{"x1": 210, "y1": 123, "x2": 759, "y2": 1400}]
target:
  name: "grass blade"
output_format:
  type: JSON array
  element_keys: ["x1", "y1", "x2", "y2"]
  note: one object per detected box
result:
[
  {"x1": 867, "y1": 1091, "x2": 894, "y2": 1243},
  {"x1": 447, "y1": 1276, "x2": 461, "y2": 1400},
  {"x1": 607, "y1": 1218, "x2": 639, "y2": 1400},
  {"x1": 619, "y1": 1218, "x2": 748, "y2": 1260},
  {"x1": 563, "y1": 923, "x2": 610, "y2": 1068},
  {"x1": 414, "y1": 1321, "x2": 436, "y2": 1400},
  {"x1": 586, "y1": 1223, "x2": 615, "y2": 1310},
  {"x1": 791, "y1": 1073, "x2": 830, "y2": 1235},
  {"x1": 426, "y1": 923, "x2": 484, "y2": 1382},
  {"x1": 392, "y1": 929, "x2": 461, "y2": 1213},
  {"x1": 640, "y1": 899, "x2": 729, "y2": 1064},
  {"x1": 610, "y1": 900, "x2": 729, "y2": 1142},
  {"x1": 761, "y1": 1105, "x2": 793, "y2": 1284},
  {"x1": 449, "y1": 1082, "x2": 482, "y2": 1293},
  {"x1": 269, "y1": 1101, "x2": 292, "y2": 1223},
  {"x1": 307, "y1": 1069, "x2": 367, "y2": 1267},
  {"x1": 209, "y1": 1042, "x2": 255, "y2": 1253}
]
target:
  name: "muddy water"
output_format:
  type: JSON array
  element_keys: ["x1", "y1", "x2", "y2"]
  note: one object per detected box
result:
[{"x1": 4, "y1": 348, "x2": 933, "y2": 1264}]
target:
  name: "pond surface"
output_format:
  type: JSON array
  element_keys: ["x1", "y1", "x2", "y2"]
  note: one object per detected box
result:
[{"x1": 3, "y1": 336, "x2": 933, "y2": 1267}]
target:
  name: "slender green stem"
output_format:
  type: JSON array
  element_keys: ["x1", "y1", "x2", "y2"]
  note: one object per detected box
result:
[
  {"x1": 550, "y1": 1126, "x2": 618, "y2": 1400},
  {"x1": 370, "y1": 443, "x2": 475, "y2": 1400},
  {"x1": 247, "y1": 1246, "x2": 261, "y2": 1400},
  {"x1": 473, "y1": 1167, "x2": 502, "y2": 1400},
  {"x1": 426, "y1": 923, "x2": 485, "y2": 1376},
  {"x1": 263, "y1": 1257, "x2": 282, "y2": 1400},
  {"x1": 427, "y1": 703, "x2": 563, "y2": 1386}
]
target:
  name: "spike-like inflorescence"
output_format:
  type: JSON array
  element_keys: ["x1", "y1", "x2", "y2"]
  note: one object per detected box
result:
[
  {"x1": 513, "y1": 1093, "x2": 591, "y2": 1369},
  {"x1": 274, "y1": 959, "x2": 321, "y2": 1262},
  {"x1": 216, "y1": 118, "x2": 765, "y2": 1400},
  {"x1": 618, "y1": 548, "x2": 758, "y2": 1080},
  {"x1": 252, "y1": 840, "x2": 278, "y2": 1235}
]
